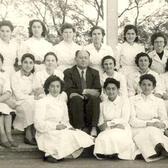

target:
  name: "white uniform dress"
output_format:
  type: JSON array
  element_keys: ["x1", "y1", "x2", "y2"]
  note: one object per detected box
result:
[
  {"x1": 11, "y1": 71, "x2": 35, "y2": 131},
  {"x1": 127, "y1": 69, "x2": 163, "y2": 97},
  {"x1": 94, "y1": 96, "x2": 135, "y2": 160},
  {"x1": 0, "y1": 71, "x2": 13, "y2": 114},
  {"x1": 53, "y1": 41, "x2": 81, "y2": 71},
  {"x1": 85, "y1": 43, "x2": 113, "y2": 72},
  {"x1": 130, "y1": 94, "x2": 168, "y2": 162},
  {"x1": 19, "y1": 37, "x2": 53, "y2": 71},
  {"x1": 100, "y1": 71, "x2": 128, "y2": 99},
  {"x1": 118, "y1": 42, "x2": 145, "y2": 77},
  {"x1": 34, "y1": 94, "x2": 94, "y2": 160},
  {"x1": 0, "y1": 39, "x2": 18, "y2": 75},
  {"x1": 148, "y1": 49, "x2": 168, "y2": 74}
]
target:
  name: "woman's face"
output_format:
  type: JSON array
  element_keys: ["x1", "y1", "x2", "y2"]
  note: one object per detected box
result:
[
  {"x1": 105, "y1": 83, "x2": 118, "y2": 101},
  {"x1": 125, "y1": 29, "x2": 137, "y2": 44},
  {"x1": 140, "y1": 79, "x2": 154, "y2": 95},
  {"x1": 92, "y1": 29, "x2": 103, "y2": 45},
  {"x1": 31, "y1": 21, "x2": 43, "y2": 38},
  {"x1": 45, "y1": 54, "x2": 58, "y2": 70},
  {"x1": 154, "y1": 37, "x2": 165, "y2": 52},
  {"x1": 48, "y1": 81, "x2": 61, "y2": 97},
  {"x1": 22, "y1": 57, "x2": 34, "y2": 73},
  {"x1": 103, "y1": 59, "x2": 115, "y2": 73},
  {"x1": 0, "y1": 26, "x2": 12, "y2": 42},
  {"x1": 62, "y1": 28, "x2": 74, "y2": 42},
  {"x1": 138, "y1": 56, "x2": 150, "y2": 71}
]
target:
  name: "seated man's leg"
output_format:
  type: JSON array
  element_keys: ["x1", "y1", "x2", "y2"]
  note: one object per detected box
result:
[
  {"x1": 68, "y1": 96, "x2": 85, "y2": 129},
  {"x1": 85, "y1": 95, "x2": 100, "y2": 129}
]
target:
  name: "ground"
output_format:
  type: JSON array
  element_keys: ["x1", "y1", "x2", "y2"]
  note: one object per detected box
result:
[{"x1": 1, "y1": 158, "x2": 168, "y2": 168}]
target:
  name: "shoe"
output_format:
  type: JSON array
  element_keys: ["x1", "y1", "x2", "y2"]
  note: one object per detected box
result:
[
  {"x1": 45, "y1": 155, "x2": 58, "y2": 163},
  {"x1": 0, "y1": 141, "x2": 11, "y2": 148},
  {"x1": 9, "y1": 140, "x2": 18, "y2": 147},
  {"x1": 24, "y1": 137, "x2": 37, "y2": 145}
]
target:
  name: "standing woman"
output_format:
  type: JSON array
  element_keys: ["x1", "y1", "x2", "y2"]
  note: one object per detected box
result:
[
  {"x1": 11, "y1": 53, "x2": 36, "y2": 145},
  {"x1": 85, "y1": 26, "x2": 113, "y2": 72},
  {"x1": 148, "y1": 32, "x2": 168, "y2": 74},
  {"x1": 35, "y1": 75, "x2": 94, "y2": 163},
  {"x1": 0, "y1": 53, "x2": 17, "y2": 148},
  {"x1": 94, "y1": 78, "x2": 135, "y2": 160},
  {"x1": 19, "y1": 19, "x2": 53, "y2": 71},
  {"x1": 130, "y1": 74, "x2": 168, "y2": 162},
  {"x1": 0, "y1": 20, "x2": 18, "y2": 75},
  {"x1": 53, "y1": 23, "x2": 81, "y2": 72},
  {"x1": 33, "y1": 52, "x2": 66, "y2": 100},
  {"x1": 118, "y1": 24, "x2": 145, "y2": 77}
]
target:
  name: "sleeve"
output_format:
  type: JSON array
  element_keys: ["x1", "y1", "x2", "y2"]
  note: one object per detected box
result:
[
  {"x1": 153, "y1": 73, "x2": 164, "y2": 95},
  {"x1": 3, "y1": 73, "x2": 12, "y2": 94},
  {"x1": 98, "y1": 103, "x2": 105, "y2": 126},
  {"x1": 11, "y1": 73, "x2": 33, "y2": 100},
  {"x1": 34, "y1": 99, "x2": 58, "y2": 133},
  {"x1": 129, "y1": 98, "x2": 148, "y2": 127},
  {"x1": 127, "y1": 74, "x2": 136, "y2": 97},
  {"x1": 62, "y1": 102, "x2": 72, "y2": 128},
  {"x1": 119, "y1": 75, "x2": 128, "y2": 98},
  {"x1": 33, "y1": 72, "x2": 43, "y2": 90},
  {"x1": 92, "y1": 70, "x2": 102, "y2": 92}
]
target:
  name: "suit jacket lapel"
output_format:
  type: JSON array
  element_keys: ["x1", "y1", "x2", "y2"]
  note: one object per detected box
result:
[{"x1": 86, "y1": 67, "x2": 92, "y2": 88}]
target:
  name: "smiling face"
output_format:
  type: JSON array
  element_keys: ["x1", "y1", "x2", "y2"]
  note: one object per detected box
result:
[
  {"x1": 0, "y1": 25, "x2": 12, "y2": 42},
  {"x1": 138, "y1": 56, "x2": 150, "y2": 71},
  {"x1": 92, "y1": 28, "x2": 103, "y2": 45},
  {"x1": 125, "y1": 29, "x2": 137, "y2": 44},
  {"x1": 105, "y1": 83, "x2": 119, "y2": 101},
  {"x1": 31, "y1": 21, "x2": 43, "y2": 38},
  {"x1": 103, "y1": 58, "x2": 115, "y2": 74},
  {"x1": 154, "y1": 36, "x2": 165, "y2": 53},
  {"x1": 44, "y1": 54, "x2": 58, "y2": 70},
  {"x1": 21, "y1": 57, "x2": 34, "y2": 74},
  {"x1": 62, "y1": 28, "x2": 74, "y2": 42},
  {"x1": 48, "y1": 80, "x2": 61, "y2": 97},
  {"x1": 140, "y1": 79, "x2": 154, "y2": 96}
]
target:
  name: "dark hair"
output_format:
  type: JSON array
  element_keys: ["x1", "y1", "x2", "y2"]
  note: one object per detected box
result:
[
  {"x1": 124, "y1": 24, "x2": 138, "y2": 42},
  {"x1": 43, "y1": 75, "x2": 64, "y2": 95},
  {"x1": 28, "y1": 19, "x2": 47, "y2": 37},
  {"x1": 0, "y1": 20, "x2": 14, "y2": 31},
  {"x1": 0, "y1": 53, "x2": 4, "y2": 63},
  {"x1": 75, "y1": 50, "x2": 90, "y2": 58},
  {"x1": 89, "y1": 26, "x2": 105, "y2": 37},
  {"x1": 60, "y1": 23, "x2": 75, "y2": 34},
  {"x1": 103, "y1": 78, "x2": 120, "y2": 89},
  {"x1": 135, "y1": 52, "x2": 152, "y2": 68},
  {"x1": 21, "y1": 53, "x2": 35, "y2": 73},
  {"x1": 43, "y1": 52, "x2": 58, "y2": 62},
  {"x1": 151, "y1": 32, "x2": 167, "y2": 47},
  {"x1": 165, "y1": 59, "x2": 168, "y2": 72},
  {"x1": 139, "y1": 74, "x2": 156, "y2": 88},
  {"x1": 101, "y1": 55, "x2": 116, "y2": 68}
]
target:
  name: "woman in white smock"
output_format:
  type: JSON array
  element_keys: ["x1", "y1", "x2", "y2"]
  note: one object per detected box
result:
[
  {"x1": 94, "y1": 78, "x2": 135, "y2": 160},
  {"x1": 130, "y1": 74, "x2": 168, "y2": 162},
  {"x1": 35, "y1": 75, "x2": 94, "y2": 163}
]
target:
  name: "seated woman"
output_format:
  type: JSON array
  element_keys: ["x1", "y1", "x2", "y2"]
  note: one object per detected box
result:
[
  {"x1": 34, "y1": 75, "x2": 94, "y2": 163},
  {"x1": 33, "y1": 52, "x2": 66, "y2": 100},
  {"x1": 11, "y1": 53, "x2": 36, "y2": 145},
  {"x1": 148, "y1": 32, "x2": 168, "y2": 74},
  {"x1": 127, "y1": 52, "x2": 163, "y2": 97},
  {"x1": 0, "y1": 53, "x2": 17, "y2": 148},
  {"x1": 94, "y1": 78, "x2": 135, "y2": 160},
  {"x1": 100, "y1": 55, "x2": 128, "y2": 99},
  {"x1": 130, "y1": 74, "x2": 168, "y2": 162}
]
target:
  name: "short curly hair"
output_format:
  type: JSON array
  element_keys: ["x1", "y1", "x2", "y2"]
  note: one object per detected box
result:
[
  {"x1": 0, "y1": 20, "x2": 14, "y2": 31},
  {"x1": 150, "y1": 32, "x2": 167, "y2": 47},
  {"x1": 43, "y1": 75, "x2": 64, "y2": 95},
  {"x1": 103, "y1": 78, "x2": 120, "y2": 89},
  {"x1": 139, "y1": 74, "x2": 156, "y2": 88},
  {"x1": 60, "y1": 23, "x2": 76, "y2": 34},
  {"x1": 101, "y1": 55, "x2": 116, "y2": 69},
  {"x1": 89, "y1": 26, "x2": 105, "y2": 37}
]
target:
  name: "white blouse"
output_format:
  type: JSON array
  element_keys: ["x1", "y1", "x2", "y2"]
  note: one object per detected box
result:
[
  {"x1": 19, "y1": 37, "x2": 53, "y2": 62},
  {"x1": 130, "y1": 94, "x2": 168, "y2": 128},
  {"x1": 98, "y1": 96, "x2": 130, "y2": 126},
  {"x1": 148, "y1": 49, "x2": 168, "y2": 74},
  {"x1": 11, "y1": 71, "x2": 34, "y2": 101},
  {"x1": 53, "y1": 41, "x2": 81, "y2": 71},
  {"x1": 34, "y1": 94, "x2": 71, "y2": 133}
]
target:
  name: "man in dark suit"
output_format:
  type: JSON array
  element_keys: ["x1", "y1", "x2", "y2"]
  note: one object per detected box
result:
[{"x1": 64, "y1": 49, "x2": 101, "y2": 137}]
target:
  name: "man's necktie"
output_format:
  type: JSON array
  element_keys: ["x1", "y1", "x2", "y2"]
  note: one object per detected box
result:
[{"x1": 81, "y1": 70, "x2": 87, "y2": 90}]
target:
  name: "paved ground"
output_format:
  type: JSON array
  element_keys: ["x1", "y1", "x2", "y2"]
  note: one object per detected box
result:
[{"x1": 1, "y1": 158, "x2": 168, "y2": 168}]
